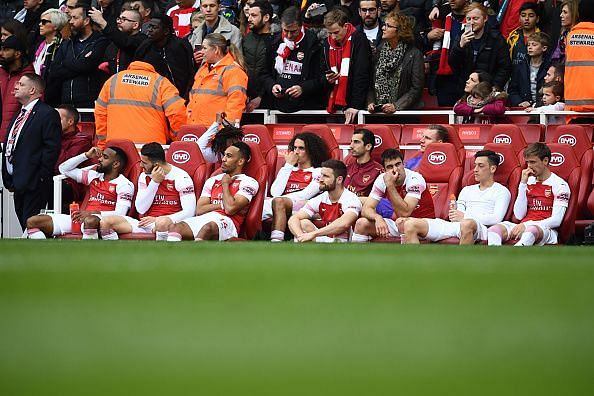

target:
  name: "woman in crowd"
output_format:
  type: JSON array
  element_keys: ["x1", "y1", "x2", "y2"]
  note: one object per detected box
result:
[
  {"x1": 551, "y1": 0, "x2": 579, "y2": 63},
  {"x1": 187, "y1": 33, "x2": 248, "y2": 127},
  {"x1": 367, "y1": 11, "x2": 424, "y2": 114}
]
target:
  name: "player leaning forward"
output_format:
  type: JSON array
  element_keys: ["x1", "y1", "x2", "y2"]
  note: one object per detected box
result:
[
  {"x1": 288, "y1": 159, "x2": 362, "y2": 242},
  {"x1": 488, "y1": 143, "x2": 571, "y2": 246},
  {"x1": 100, "y1": 143, "x2": 196, "y2": 240},
  {"x1": 402, "y1": 150, "x2": 511, "y2": 244},
  {"x1": 167, "y1": 142, "x2": 259, "y2": 241}
]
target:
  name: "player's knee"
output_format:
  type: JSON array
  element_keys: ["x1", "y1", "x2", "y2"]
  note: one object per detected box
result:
[
  {"x1": 403, "y1": 219, "x2": 418, "y2": 234},
  {"x1": 100, "y1": 217, "x2": 113, "y2": 229},
  {"x1": 460, "y1": 219, "x2": 477, "y2": 234},
  {"x1": 200, "y1": 222, "x2": 218, "y2": 237},
  {"x1": 26, "y1": 215, "x2": 41, "y2": 229},
  {"x1": 168, "y1": 222, "x2": 181, "y2": 233},
  {"x1": 354, "y1": 217, "x2": 370, "y2": 233},
  {"x1": 154, "y1": 216, "x2": 172, "y2": 232},
  {"x1": 83, "y1": 215, "x2": 100, "y2": 230},
  {"x1": 271, "y1": 197, "x2": 286, "y2": 212}
]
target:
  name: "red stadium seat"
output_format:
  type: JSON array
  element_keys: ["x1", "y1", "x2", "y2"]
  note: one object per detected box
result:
[
  {"x1": 455, "y1": 124, "x2": 492, "y2": 144},
  {"x1": 242, "y1": 124, "x2": 278, "y2": 191},
  {"x1": 267, "y1": 124, "x2": 304, "y2": 144},
  {"x1": 516, "y1": 124, "x2": 544, "y2": 143},
  {"x1": 301, "y1": 124, "x2": 341, "y2": 160},
  {"x1": 461, "y1": 144, "x2": 521, "y2": 221},
  {"x1": 178, "y1": 124, "x2": 207, "y2": 143},
  {"x1": 545, "y1": 125, "x2": 594, "y2": 220},
  {"x1": 358, "y1": 124, "x2": 400, "y2": 164},
  {"x1": 166, "y1": 141, "x2": 210, "y2": 197},
  {"x1": 487, "y1": 124, "x2": 528, "y2": 166},
  {"x1": 547, "y1": 123, "x2": 593, "y2": 142},
  {"x1": 509, "y1": 144, "x2": 581, "y2": 244},
  {"x1": 400, "y1": 124, "x2": 464, "y2": 165},
  {"x1": 308, "y1": 123, "x2": 355, "y2": 145},
  {"x1": 417, "y1": 143, "x2": 464, "y2": 220}
]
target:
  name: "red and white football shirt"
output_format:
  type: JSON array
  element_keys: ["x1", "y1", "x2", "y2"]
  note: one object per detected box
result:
[
  {"x1": 81, "y1": 170, "x2": 134, "y2": 213},
  {"x1": 369, "y1": 168, "x2": 435, "y2": 218},
  {"x1": 522, "y1": 173, "x2": 570, "y2": 222},
  {"x1": 138, "y1": 165, "x2": 194, "y2": 217},
  {"x1": 167, "y1": 0, "x2": 199, "y2": 37},
  {"x1": 302, "y1": 188, "x2": 362, "y2": 239},
  {"x1": 201, "y1": 173, "x2": 259, "y2": 230}
]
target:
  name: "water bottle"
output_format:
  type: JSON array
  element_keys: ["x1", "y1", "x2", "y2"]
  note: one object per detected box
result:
[{"x1": 70, "y1": 201, "x2": 81, "y2": 234}]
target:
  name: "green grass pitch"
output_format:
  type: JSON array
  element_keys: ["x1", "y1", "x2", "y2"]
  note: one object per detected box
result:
[{"x1": 1, "y1": 241, "x2": 593, "y2": 395}]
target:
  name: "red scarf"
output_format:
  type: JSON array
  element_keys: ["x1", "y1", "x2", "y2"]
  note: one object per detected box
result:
[
  {"x1": 275, "y1": 27, "x2": 305, "y2": 74},
  {"x1": 437, "y1": 13, "x2": 453, "y2": 76},
  {"x1": 326, "y1": 23, "x2": 356, "y2": 113}
]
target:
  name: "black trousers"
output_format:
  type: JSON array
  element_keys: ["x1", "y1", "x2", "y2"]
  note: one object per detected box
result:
[{"x1": 13, "y1": 180, "x2": 52, "y2": 230}]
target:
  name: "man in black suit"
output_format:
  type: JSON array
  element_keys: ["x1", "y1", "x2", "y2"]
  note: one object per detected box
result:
[{"x1": 2, "y1": 73, "x2": 61, "y2": 230}]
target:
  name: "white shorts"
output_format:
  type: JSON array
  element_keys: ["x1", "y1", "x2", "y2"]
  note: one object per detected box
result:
[
  {"x1": 48, "y1": 213, "x2": 102, "y2": 235},
  {"x1": 262, "y1": 197, "x2": 306, "y2": 220},
  {"x1": 122, "y1": 215, "x2": 155, "y2": 233},
  {"x1": 182, "y1": 211, "x2": 238, "y2": 241},
  {"x1": 425, "y1": 218, "x2": 488, "y2": 242},
  {"x1": 498, "y1": 221, "x2": 558, "y2": 245},
  {"x1": 383, "y1": 218, "x2": 401, "y2": 237}
]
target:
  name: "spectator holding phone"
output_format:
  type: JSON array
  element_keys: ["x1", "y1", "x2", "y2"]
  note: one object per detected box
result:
[
  {"x1": 367, "y1": 11, "x2": 424, "y2": 114},
  {"x1": 262, "y1": 6, "x2": 326, "y2": 113}
]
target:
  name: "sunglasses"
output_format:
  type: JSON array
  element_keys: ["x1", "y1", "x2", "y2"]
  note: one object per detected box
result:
[{"x1": 40, "y1": 19, "x2": 53, "y2": 25}]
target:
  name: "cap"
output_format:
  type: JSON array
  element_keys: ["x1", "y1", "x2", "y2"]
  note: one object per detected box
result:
[{"x1": 1, "y1": 35, "x2": 26, "y2": 52}]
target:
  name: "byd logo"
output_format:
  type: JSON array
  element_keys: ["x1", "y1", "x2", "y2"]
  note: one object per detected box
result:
[
  {"x1": 374, "y1": 136, "x2": 383, "y2": 147},
  {"x1": 497, "y1": 152, "x2": 505, "y2": 165},
  {"x1": 243, "y1": 134, "x2": 260, "y2": 144},
  {"x1": 493, "y1": 134, "x2": 511, "y2": 144},
  {"x1": 558, "y1": 134, "x2": 576, "y2": 146},
  {"x1": 181, "y1": 134, "x2": 199, "y2": 142},
  {"x1": 550, "y1": 152, "x2": 565, "y2": 166},
  {"x1": 172, "y1": 150, "x2": 190, "y2": 164},
  {"x1": 428, "y1": 151, "x2": 447, "y2": 165}
]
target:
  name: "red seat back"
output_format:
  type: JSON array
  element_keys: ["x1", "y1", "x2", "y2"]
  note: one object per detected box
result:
[
  {"x1": 242, "y1": 124, "x2": 278, "y2": 189},
  {"x1": 400, "y1": 124, "x2": 464, "y2": 165},
  {"x1": 544, "y1": 144, "x2": 581, "y2": 243},
  {"x1": 487, "y1": 124, "x2": 528, "y2": 160},
  {"x1": 166, "y1": 141, "x2": 210, "y2": 198},
  {"x1": 545, "y1": 125, "x2": 594, "y2": 218},
  {"x1": 178, "y1": 124, "x2": 207, "y2": 143},
  {"x1": 462, "y1": 144, "x2": 521, "y2": 220},
  {"x1": 301, "y1": 124, "x2": 341, "y2": 160},
  {"x1": 358, "y1": 124, "x2": 400, "y2": 164},
  {"x1": 238, "y1": 142, "x2": 268, "y2": 239},
  {"x1": 105, "y1": 138, "x2": 143, "y2": 218},
  {"x1": 417, "y1": 143, "x2": 464, "y2": 220},
  {"x1": 516, "y1": 124, "x2": 544, "y2": 143},
  {"x1": 267, "y1": 124, "x2": 304, "y2": 144}
]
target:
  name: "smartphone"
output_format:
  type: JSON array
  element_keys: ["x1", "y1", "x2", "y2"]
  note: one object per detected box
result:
[
  {"x1": 464, "y1": 22, "x2": 473, "y2": 33},
  {"x1": 373, "y1": 104, "x2": 383, "y2": 113},
  {"x1": 194, "y1": 44, "x2": 203, "y2": 51},
  {"x1": 324, "y1": 68, "x2": 334, "y2": 75},
  {"x1": 309, "y1": 3, "x2": 328, "y2": 17}
]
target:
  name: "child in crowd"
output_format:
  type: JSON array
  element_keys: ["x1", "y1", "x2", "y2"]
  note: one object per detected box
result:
[
  {"x1": 454, "y1": 81, "x2": 509, "y2": 124},
  {"x1": 526, "y1": 81, "x2": 565, "y2": 124},
  {"x1": 508, "y1": 31, "x2": 551, "y2": 108}
]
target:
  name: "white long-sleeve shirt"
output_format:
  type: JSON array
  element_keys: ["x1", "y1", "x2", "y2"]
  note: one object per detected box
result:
[
  {"x1": 457, "y1": 182, "x2": 511, "y2": 226},
  {"x1": 270, "y1": 164, "x2": 322, "y2": 202}
]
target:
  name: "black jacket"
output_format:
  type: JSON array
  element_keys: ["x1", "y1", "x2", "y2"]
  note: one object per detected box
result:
[
  {"x1": 242, "y1": 30, "x2": 279, "y2": 101},
  {"x1": 2, "y1": 100, "x2": 61, "y2": 192},
  {"x1": 102, "y1": 22, "x2": 147, "y2": 74},
  {"x1": 37, "y1": 36, "x2": 64, "y2": 108},
  {"x1": 448, "y1": 24, "x2": 511, "y2": 94},
  {"x1": 508, "y1": 55, "x2": 551, "y2": 106},
  {"x1": 262, "y1": 30, "x2": 326, "y2": 113},
  {"x1": 50, "y1": 31, "x2": 110, "y2": 108},
  {"x1": 134, "y1": 35, "x2": 195, "y2": 99},
  {"x1": 368, "y1": 41, "x2": 425, "y2": 110},
  {"x1": 322, "y1": 29, "x2": 372, "y2": 110}
]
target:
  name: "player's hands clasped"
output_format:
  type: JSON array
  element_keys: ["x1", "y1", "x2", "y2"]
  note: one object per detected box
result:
[{"x1": 510, "y1": 223, "x2": 526, "y2": 239}]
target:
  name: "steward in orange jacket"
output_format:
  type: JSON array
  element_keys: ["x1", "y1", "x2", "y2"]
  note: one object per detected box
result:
[
  {"x1": 95, "y1": 61, "x2": 187, "y2": 148},
  {"x1": 565, "y1": 22, "x2": 594, "y2": 113},
  {"x1": 187, "y1": 48, "x2": 248, "y2": 127}
]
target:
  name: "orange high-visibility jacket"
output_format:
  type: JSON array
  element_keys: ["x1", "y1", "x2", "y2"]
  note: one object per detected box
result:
[
  {"x1": 95, "y1": 61, "x2": 187, "y2": 148},
  {"x1": 565, "y1": 22, "x2": 594, "y2": 112},
  {"x1": 187, "y1": 52, "x2": 247, "y2": 127}
]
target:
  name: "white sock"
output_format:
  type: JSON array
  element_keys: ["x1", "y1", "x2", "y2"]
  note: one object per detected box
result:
[
  {"x1": 156, "y1": 231, "x2": 169, "y2": 241},
  {"x1": 270, "y1": 230, "x2": 284, "y2": 242},
  {"x1": 27, "y1": 228, "x2": 46, "y2": 239},
  {"x1": 351, "y1": 232, "x2": 369, "y2": 243},
  {"x1": 167, "y1": 232, "x2": 182, "y2": 242},
  {"x1": 487, "y1": 232, "x2": 502, "y2": 246},
  {"x1": 515, "y1": 232, "x2": 536, "y2": 246},
  {"x1": 100, "y1": 229, "x2": 119, "y2": 240},
  {"x1": 82, "y1": 229, "x2": 98, "y2": 240}
]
